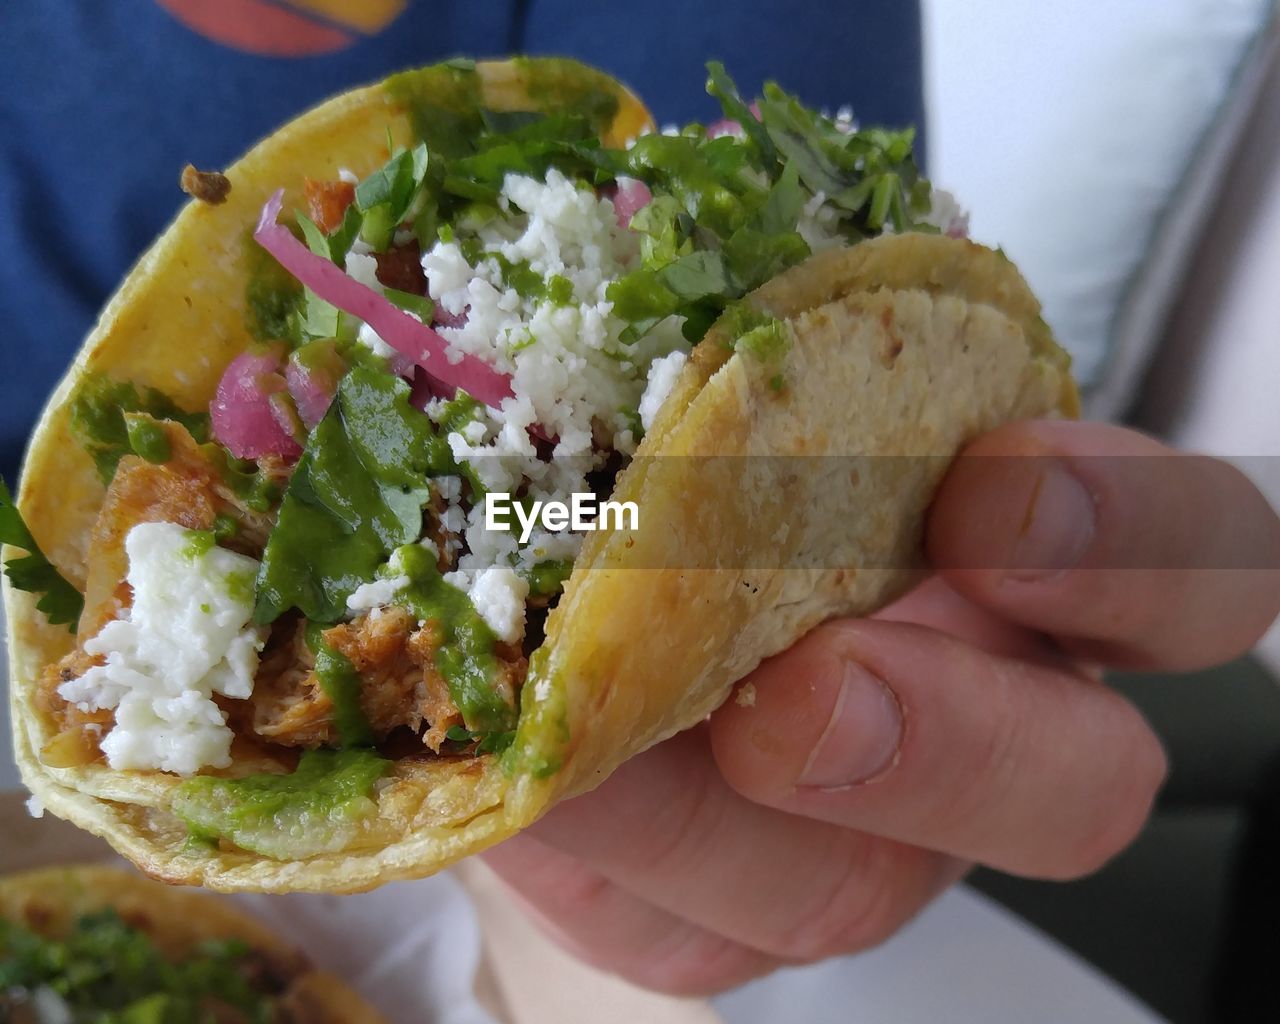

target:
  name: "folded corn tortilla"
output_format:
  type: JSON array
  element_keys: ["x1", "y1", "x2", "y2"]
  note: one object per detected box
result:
[{"x1": 4, "y1": 58, "x2": 1076, "y2": 892}]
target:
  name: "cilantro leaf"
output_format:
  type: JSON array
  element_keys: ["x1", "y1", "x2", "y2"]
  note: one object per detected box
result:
[
  {"x1": 295, "y1": 211, "x2": 343, "y2": 338},
  {"x1": 0, "y1": 478, "x2": 83, "y2": 630},
  {"x1": 759, "y1": 160, "x2": 805, "y2": 235},
  {"x1": 254, "y1": 366, "x2": 439, "y2": 625},
  {"x1": 706, "y1": 61, "x2": 776, "y2": 166},
  {"x1": 355, "y1": 143, "x2": 431, "y2": 251}
]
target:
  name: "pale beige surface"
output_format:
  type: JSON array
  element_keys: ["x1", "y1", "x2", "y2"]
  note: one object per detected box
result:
[
  {"x1": 4, "y1": 58, "x2": 1074, "y2": 893},
  {"x1": 456, "y1": 860, "x2": 723, "y2": 1024}
]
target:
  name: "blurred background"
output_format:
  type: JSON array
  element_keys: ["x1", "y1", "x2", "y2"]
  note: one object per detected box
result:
[
  {"x1": 3, "y1": 2, "x2": 1279, "y2": 1022},
  {"x1": 925, "y1": 4, "x2": 1280, "y2": 1021}
]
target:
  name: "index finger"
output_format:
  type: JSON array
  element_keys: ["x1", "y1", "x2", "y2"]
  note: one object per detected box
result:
[{"x1": 927, "y1": 421, "x2": 1280, "y2": 670}]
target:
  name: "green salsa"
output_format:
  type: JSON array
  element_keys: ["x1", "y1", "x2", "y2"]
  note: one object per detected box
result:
[
  {"x1": 68, "y1": 374, "x2": 208, "y2": 484},
  {"x1": 525, "y1": 558, "x2": 574, "y2": 598},
  {"x1": 124, "y1": 416, "x2": 171, "y2": 465},
  {"x1": 0, "y1": 909, "x2": 271, "y2": 1023},
  {"x1": 173, "y1": 749, "x2": 389, "y2": 861},
  {"x1": 387, "y1": 544, "x2": 515, "y2": 735},
  {"x1": 199, "y1": 444, "x2": 282, "y2": 514},
  {"x1": 180, "y1": 529, "x2": 217, "y2": 561},
  {"x1": 304, "y1": 623, "x2": 375, "y2": 748},
  {"x1": 244, "y1": 229, "x2": 305, "y2": 344}
]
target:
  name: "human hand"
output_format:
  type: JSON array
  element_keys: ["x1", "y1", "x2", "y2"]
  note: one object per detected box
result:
[{"x1": 481, "y1": 420, "x2": 1280, "y2": 995}]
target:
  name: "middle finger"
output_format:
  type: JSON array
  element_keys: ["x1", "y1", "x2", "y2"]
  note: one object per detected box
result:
[{"x1": 515, "y1": 727, "x2": 958, "y2": 963}]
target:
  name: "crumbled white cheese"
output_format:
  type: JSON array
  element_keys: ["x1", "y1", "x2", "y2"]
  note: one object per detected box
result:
[
  {"x1": 435, "y1": 475, "x2": 463, "y2": 503},
  {"x1": 924, "y1": 188, "x2": 969, "y2": 238},
  {"x1": 25, "y1": 794, "x2": 44, "y2": 819},
  {"x1": 797, "y1": 191, "x2": 846, "y2": 252},
  {"x1": 420, "y1": 168, "x2": 691, "y2": 595},
  {"x1": 469, "y1": 565, "x2": 530, "y2": 644},
  {"x1": 338, "y1": 167, "x2": 359, "y2": 185},
  {"x1": 357, "y1": 321, "x2": 398, "y2": 361},
  {"x1": 639, "y1": 350, "x2": 688, "y2": 432},
  {"x1": 58, "y1": 522, "x2": 265, "y2": 775},
  {"x1": 346, "y1": 575, "x2": 410, "y2": 614}
]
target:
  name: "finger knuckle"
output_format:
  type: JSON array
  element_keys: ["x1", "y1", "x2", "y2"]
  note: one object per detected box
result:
[
  {"x1": 641, "y1": 763, "x2": 727, "y2": 877},
  {"x1": 922, "y1": 675, "x2": 1027, "y2": 840},
  {"x1": 770, "y1": 840, "x2": 906, "y2": 961},
  {"x1": 1048, "y1": 728, "x2": 1167, "y2": 879},
  {"x1": 547, "y1": 865, "x2": 616, "y2": 918},
  {"x1": 630, "y1": 930, "x2": 775, "y2": 997}
]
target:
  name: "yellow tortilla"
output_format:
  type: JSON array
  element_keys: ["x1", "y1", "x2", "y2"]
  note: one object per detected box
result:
[
  {"x1": 0, "y1": 864, "x2": 385, "y2": 1020},
  {"x1": 4, "y1": 58, "x2": 1076, "y2": 892}
]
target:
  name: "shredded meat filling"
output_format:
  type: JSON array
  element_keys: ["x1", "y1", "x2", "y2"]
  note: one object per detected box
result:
[
  {"x1": 248, "y1": 608, "x2": 527, "y2": 753},
  {"x1": 39, "y1": 422, "x2": 277, "y2": 760},
  {"x1": 302, "y1": 177, "x2": 355, "y2": 234},
  {"x1": 373, "y1": 240, "x2": 427, "y2": 294},
  {"x1": 46, "y1": 417, "x2": 528, "y2": 768}
]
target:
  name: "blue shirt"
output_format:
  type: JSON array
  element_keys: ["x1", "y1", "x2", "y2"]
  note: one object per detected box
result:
[{"x1": 0, "y1": 0, "x2": 922, "y2": 481}]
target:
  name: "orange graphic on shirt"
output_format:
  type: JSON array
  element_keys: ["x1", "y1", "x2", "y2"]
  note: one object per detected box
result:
[{"x1": 154, "y1": 0, "x2": 408, "y2": 57}]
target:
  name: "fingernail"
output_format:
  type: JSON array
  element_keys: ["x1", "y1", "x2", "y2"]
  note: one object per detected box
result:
[
  {"x1": 1006, "y1": 459, "x2": 1096, "y2": 581},
  {"x1": 799, "y1": 662, "x2": 903, "y2": 789}
]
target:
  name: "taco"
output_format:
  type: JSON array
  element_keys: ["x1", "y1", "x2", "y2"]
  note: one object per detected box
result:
[
  {"x1": 0, "y1": 864, "x2": 384, "y2": 1021},
  {"x1": 3, "y1": 57, "x2": 1076, "y2": 892}
]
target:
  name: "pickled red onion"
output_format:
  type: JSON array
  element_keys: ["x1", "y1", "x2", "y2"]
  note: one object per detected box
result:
[
  {"x1": 285, "y1": 359, "x2": 336, "y2": 430},
  {"x1": 211, "y1": 351, "x2": 302, "y2": 460},
  {"x1": 253, "y1": 190, "x2": 513, "y2": 409},
  {"x1": 609, "y1": 178, "x2": 652, "y2": 228},
  {"x1": 706, "y1": 119, "x2": 746, "y2": 139}
]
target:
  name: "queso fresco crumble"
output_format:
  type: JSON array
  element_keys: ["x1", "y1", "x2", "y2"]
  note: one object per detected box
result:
[{"x1": 33, "y1": 61, "x2": 962, "y2": 798}]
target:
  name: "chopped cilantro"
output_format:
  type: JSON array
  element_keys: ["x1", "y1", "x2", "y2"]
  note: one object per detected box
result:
[
  {"x1": 384, "y1": 286, "x2": 435, "y2": 322},
  {"x1": 355, "y1": 143, "x2": 431, "y2": 251},
  {"x1": 547, "y1": 274, "x2": 575, "y2": 306},
  {"x1": 0, "y1": 909, "x2": 271, "y2": 1021},
  {"x1": 600, "y1": 63, "x2": 933, "y2": 345},
  {"x1": 0, "y1": 478, "x2": 83, "y2": 630}
]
